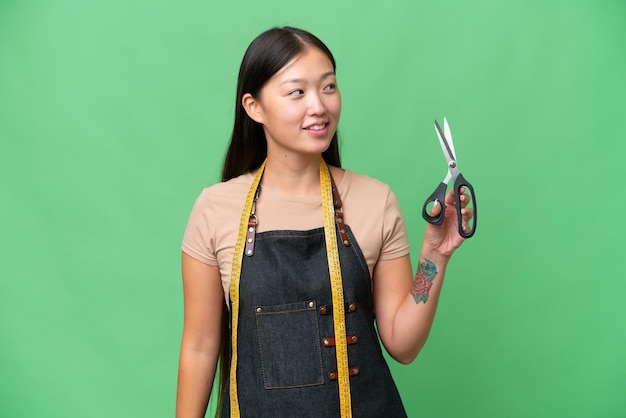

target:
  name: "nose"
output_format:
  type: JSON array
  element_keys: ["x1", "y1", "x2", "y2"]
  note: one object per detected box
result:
[{"x1": 307, "y1": 92, "x2": 326, "y2": 116}]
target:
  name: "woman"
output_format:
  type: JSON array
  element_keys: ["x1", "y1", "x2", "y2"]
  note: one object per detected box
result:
[{"x1": 176, "y1": 27, "x2": 472, "y2": 418}]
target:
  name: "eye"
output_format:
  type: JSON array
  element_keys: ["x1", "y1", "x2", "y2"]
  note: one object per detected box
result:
[
  {"x1": 323, "y1": 83, "x2": 336, "y2": 92},
  {"x1": 288, "y1": 89, "x2": 304, "y2": 96}
]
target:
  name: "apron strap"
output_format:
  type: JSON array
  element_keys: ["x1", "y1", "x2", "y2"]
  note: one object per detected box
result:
[{"x1": 330, "y1": 174, "x2": 351, "y2": 247}]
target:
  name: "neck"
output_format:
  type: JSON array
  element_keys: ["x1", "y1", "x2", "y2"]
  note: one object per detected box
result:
[{"x1": 261, "y1": 155, "x2": 324, "y2": 197}]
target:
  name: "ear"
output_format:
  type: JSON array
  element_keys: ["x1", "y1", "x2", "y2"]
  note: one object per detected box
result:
[{"x1": 242, "y1": 93, "x2": 264, "y2": 124}]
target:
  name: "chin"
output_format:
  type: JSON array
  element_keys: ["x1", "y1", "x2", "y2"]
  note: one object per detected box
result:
[{"x1": 308, "y1": 140, "x2": 333, "y2": 155}]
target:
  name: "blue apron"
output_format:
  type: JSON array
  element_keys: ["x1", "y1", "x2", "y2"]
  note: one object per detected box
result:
[{"x1": 221, "y1": 221, "x2": 407, "y2": 417}]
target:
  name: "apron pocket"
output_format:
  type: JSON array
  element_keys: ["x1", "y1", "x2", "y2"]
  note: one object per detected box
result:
[{"x1": 254, "y1": 300, "x2": 324, "y2": 389}]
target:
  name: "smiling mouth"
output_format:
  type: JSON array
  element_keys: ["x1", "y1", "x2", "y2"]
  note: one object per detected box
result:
[{"x1": 304, "y1": 123, "x2": 327, "y2": 131}]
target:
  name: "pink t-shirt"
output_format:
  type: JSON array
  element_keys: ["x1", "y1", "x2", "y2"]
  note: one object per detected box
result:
[{"x1": 182, "y1": 168, "x2": 409, "y2": 299}]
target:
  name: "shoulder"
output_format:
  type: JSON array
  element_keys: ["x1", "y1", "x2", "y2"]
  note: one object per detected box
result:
[
  {"x1": 185, "y1": 172, "x2": 255, "y2": 229},
  {"x1": 332, "y1": 167, "x2": 409, "y2": 270},
  {"x1": 182, "y1": 172, "x2": 254, "y2": 264},
  {"x1": 333, "y1": 167, "x2": 399, "y2": 222},
  {"x1": 338, "y1": 168, "x2": 393, "y2": 200},
  {"x1": 194, "y1": 172, "x2": 255, "y2": 209}
]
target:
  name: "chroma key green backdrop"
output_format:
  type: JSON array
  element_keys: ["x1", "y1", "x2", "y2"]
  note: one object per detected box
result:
[{"x1": 1, "y1": 0, "x2": 625, "y2": 417}]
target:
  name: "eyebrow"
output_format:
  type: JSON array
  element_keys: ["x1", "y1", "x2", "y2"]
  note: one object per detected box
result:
[{"x1": 280, "y1": 71, "x2": 336, "y2": 85}]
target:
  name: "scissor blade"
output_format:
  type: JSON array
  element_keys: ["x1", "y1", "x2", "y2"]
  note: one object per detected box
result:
[
  {"x1": 442, "y1": 171, "x2": 452, "y2": 186},
  {"x1": 434, "y1": 119, "x2": 456, "y2": 162},
  {"x1": 443, "y1": 117, "x2": 456, "y2": 157}
]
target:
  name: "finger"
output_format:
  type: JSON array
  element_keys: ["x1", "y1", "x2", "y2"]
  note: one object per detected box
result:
[
  {"x1": 460, "y1": 207, "x2": 475, "y2": 235},
  {"x1": 444, "y1": 188, "x2": 456, "y2": 206},
  {"x1": 458, "y1": 192, "x2": 472, "y2": 208},
  {"x1": 460, "y1": 207, "x2": 475, "y2": 221},
  {"x1": 445, "y1": 190, "x2": 471, "y2": 209},
  {"x1": 429, "y1": 199, "x2": 443, "y2": 217}
]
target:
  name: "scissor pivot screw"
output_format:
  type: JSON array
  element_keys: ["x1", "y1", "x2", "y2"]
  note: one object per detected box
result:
[{"x1": 448, "y1": 161, "x2": 457, "y2": 168}]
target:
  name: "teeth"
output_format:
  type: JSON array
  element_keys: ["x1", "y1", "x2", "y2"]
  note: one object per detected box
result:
[{"x1": 307, "y1": 124, "x2": 326, "y2": 131}]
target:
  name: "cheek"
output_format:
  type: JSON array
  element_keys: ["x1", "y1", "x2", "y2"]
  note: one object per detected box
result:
[
  {"x1": 277, "y1": 103, "x2": 306, "y2": 125},
  {"x1": 327, "y1": 95, "x2": 342, "y2": 117},
  {"x1": 265, "y1": 103, "x2": 299, "y2": 127}
]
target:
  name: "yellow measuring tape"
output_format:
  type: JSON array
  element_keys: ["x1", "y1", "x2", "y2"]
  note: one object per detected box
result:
[
  {"x1": 319, "y1": 160, "x2": 353, "y2": 417},
  {"x1": 228, "y1": 159, "x2": 352, "y2": 417},
  {"x1": 228, "y1": 159, "x2": 265, "y2": 418}
]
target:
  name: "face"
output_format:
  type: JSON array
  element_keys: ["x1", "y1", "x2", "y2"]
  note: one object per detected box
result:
[{"x1": 243, "y1": 47, "x2": 341, "y2": 160}]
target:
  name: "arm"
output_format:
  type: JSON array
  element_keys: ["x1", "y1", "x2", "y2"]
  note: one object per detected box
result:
[
  {"x1": 373, "y1": 189, "x2": 473, "y2": 364},
  {"x1": 176, "y1": 252, "x2": 224, "y2": 418}
]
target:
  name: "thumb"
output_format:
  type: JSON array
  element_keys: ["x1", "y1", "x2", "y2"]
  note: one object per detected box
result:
[{"x1": 429, "y1": 200, "x2": 443, "y2": 217}]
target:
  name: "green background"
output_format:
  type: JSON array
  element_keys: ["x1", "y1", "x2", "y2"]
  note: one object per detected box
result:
[{"x1": 1, "y1": 0, "x2": 625, "y2": 417}]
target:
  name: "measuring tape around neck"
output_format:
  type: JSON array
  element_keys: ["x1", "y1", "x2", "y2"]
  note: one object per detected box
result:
[{"x1": 228, "y1": 159, "x2": 352, "y2": 417}]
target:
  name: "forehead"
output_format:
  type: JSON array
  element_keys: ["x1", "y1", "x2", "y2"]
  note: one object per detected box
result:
[{"x1": 271, "y1": 47, "x2": 335, "y2": 82}]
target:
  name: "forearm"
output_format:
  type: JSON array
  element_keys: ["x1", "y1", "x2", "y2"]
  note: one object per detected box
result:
[
  {"x1": 176, "y1": 346, "x2": 218, "y2": 418},
  {"x1": 373, "y1": 244, "x2": 452, "y2": 365},
  {"x1": 375, "y1": 184, "x2": 471, "y2": 363},
  {"x1": 177, "y1": 254, "x2": 225, "y2": 417},
  {"x1": 387, "y1": 248, "x2": 450, "y2": 364}
]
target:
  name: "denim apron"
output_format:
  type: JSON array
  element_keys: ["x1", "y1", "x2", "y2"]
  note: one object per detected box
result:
[{"x1": 221, "y1": 175, "x2": 407, "y2": 417}]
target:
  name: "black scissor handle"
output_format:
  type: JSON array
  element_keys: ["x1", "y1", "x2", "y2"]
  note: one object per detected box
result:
[
  {"x1": 422, "y1": 181, "x2": 448, "y2": 225},
  {"x1": 454, "y1": 173, "x2": 477, "y2": 239}
]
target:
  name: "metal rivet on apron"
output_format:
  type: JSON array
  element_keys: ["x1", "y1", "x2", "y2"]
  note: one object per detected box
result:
[
  {"x1": 247, "y1": 249, "x2": 252, "y2": 255},
  {"x1": 248, "y1": 227, "x2": 254, "y2": 232},
  {"x1": 308, "y1": 301, "x2": 314, "y2": 308},
  {"x1": 348, "y1": 302, "x2": 357, "y2": 312},
  {"x1": 323, "y1": 339, "x2": 330, "y2": 346},
  {"x1": 343, "y1": 240, "x2": 349, "y2": 246},
  {"x1": 351, "y1": 367, "x2": 360, "y2": 376},
  {"x1": 328, "y1": 372, "x2": 337, "y2": 380},
  {"x1": 351, "y1": 335, "x2": 358, "y2": 343},
  {"x1": 255, "y1": 307, "x2": 261, "y2": 313}
]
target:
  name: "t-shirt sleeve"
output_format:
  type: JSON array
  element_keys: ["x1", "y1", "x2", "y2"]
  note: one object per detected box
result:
[
  {"x1": 181, "y1": 190, "x2": 218, "y2": 266},
  {"x1": 379, "y1": 189, "x2": 410, "y2": 261}
]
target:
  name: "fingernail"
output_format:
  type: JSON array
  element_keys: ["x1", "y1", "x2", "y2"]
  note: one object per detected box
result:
[
  {"x1": 433, "y1": 200, "x2": 439, "y2": 209},
  {"x1": 460, "y1": 195, "x2": 465, "y2": 201}
]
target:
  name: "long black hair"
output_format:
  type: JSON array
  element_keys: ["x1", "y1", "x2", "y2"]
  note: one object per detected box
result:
[{"x1": 221, "y1": 26, "x2": 341, "y2": 182}]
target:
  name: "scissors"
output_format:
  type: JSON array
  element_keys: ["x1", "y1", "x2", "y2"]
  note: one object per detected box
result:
[{"x1": 422, "y1": 118, "x2": 477, "y2": 238}]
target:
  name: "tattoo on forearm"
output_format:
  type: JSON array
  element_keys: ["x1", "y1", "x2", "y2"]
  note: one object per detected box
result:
[{"x1": 410, "y1": 258, "x2": 438, "y2": 304}]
